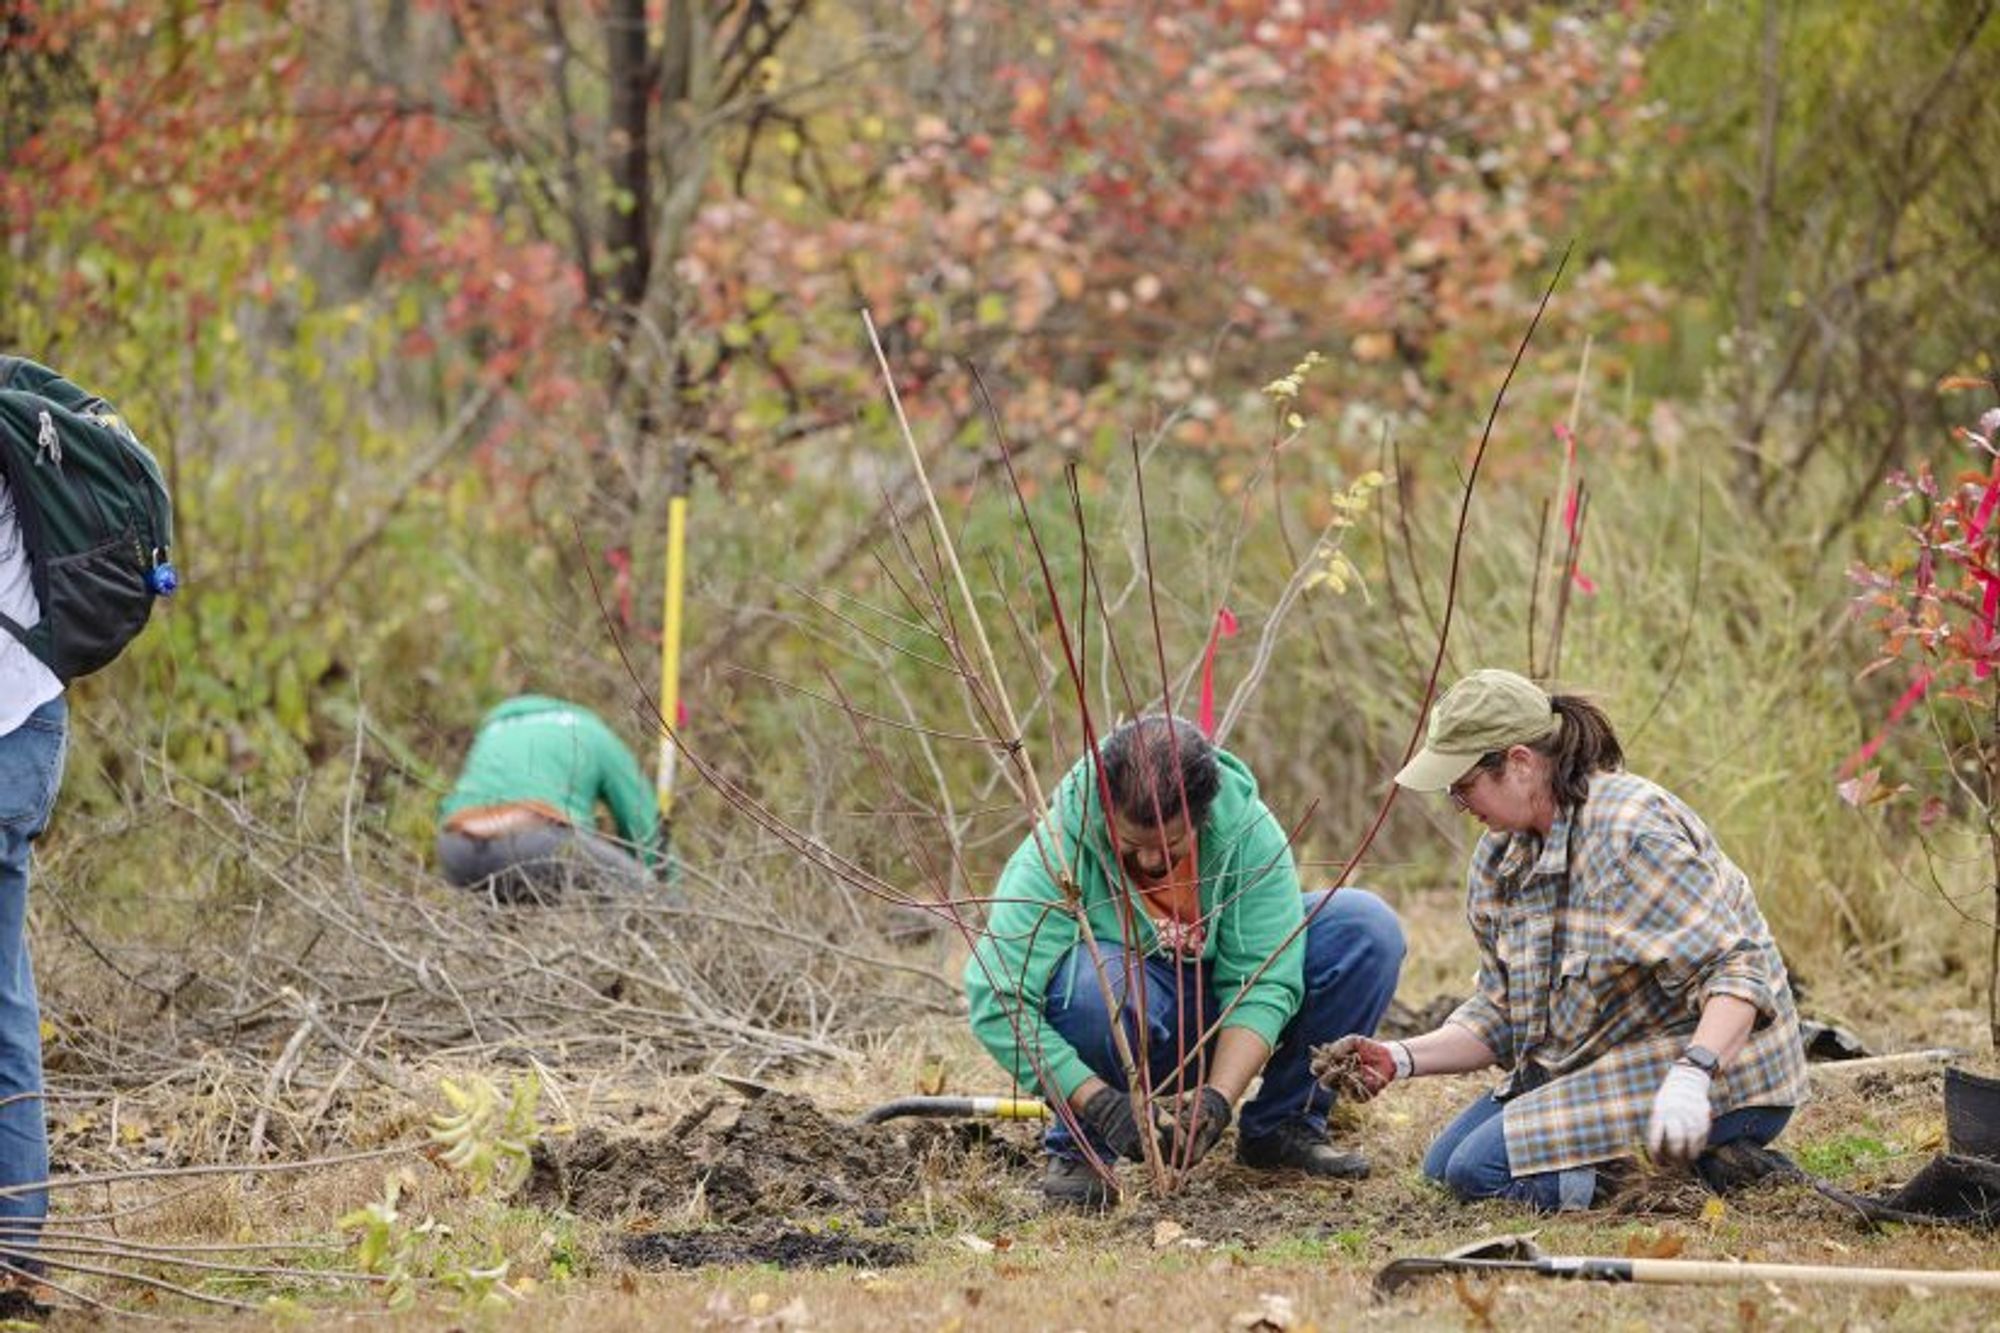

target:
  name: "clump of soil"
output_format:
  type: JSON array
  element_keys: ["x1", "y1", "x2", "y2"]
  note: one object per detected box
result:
[
  {"x1": 621, "y1": 1226, "x2": 913, "y2": 1271},
  {"x1": 527, "y1": 1092, "x2": 1027, "y2": 1226}
]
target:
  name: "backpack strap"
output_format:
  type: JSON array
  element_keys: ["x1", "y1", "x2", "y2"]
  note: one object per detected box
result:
[{"x1": 0, "y1": 610, "x2": 30, "y2": 652}]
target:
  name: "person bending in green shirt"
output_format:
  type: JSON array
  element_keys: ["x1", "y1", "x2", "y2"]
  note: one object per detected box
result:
[
  {"x1": 437, "y1": 695, "x2": 664, "y2": 904},
  {"x1": 964, "y1": 715, "x2": 1405, "y2": 1208}
]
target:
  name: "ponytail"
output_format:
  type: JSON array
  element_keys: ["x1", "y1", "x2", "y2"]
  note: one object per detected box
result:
[{"x1": 1528, "y1": 694, "x2": 1623, "y2": 811}]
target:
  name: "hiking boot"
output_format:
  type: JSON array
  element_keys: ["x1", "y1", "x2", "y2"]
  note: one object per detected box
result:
[
  {"x1": 1041, "y1": 1155, "x2": 1119, "y2": 1210},
  {"x1": 0, "y1": 1283, "x2": 52, "y2": 1324},
  {"x1": 1236, "y1": 1120, "x2": 1371, "y2": 1179}
]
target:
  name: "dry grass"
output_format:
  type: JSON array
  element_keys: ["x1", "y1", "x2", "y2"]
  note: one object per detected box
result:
[{"x1": 18, "y1": 876, "x2": 1993, "y2": 1329}]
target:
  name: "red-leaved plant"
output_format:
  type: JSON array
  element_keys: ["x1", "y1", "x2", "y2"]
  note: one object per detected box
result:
[{"x1": 1846, "y1": 375, "x2": 2000, "y2": 1052}]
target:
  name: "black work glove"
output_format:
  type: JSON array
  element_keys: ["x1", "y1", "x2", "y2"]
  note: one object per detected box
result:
[
  {"x1": 1079, "y1": 1086, "x2": 1150, "y2": 1161},
  {"x1": 1159, "y1": 1086, "x2": 1233, "y2": 1170}
]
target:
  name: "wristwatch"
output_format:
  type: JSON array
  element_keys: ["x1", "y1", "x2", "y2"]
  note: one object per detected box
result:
[{"x1": 1679, "y1": 1043, "x2": 1721, "y2": 1075}]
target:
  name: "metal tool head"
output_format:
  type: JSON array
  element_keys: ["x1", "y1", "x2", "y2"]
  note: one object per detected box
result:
[
  {"x1": 1374, "y1": 1235, "x2": 1546, "y2": 1300},
  {"x1": 715, "y1": 1073, "x2": 784, "y2": 1101},
  {"x1": 1444, "y1": 1233, "x2": 1545, "y2": 1262}
]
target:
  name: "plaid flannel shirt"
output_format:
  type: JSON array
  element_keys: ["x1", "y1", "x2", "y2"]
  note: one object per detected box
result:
[{"x1": 1444, "y1": 771, "x2": 1808, "y2": 1177}]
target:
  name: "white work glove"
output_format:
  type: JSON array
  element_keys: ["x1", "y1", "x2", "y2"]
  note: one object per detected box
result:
[
  {"x1": 1645, "y1": 1062, "x2": 1714, "y2": 1162},
  {"x1": 1310, "y1": 1036, "x2": 1415, "y2": 1103}
]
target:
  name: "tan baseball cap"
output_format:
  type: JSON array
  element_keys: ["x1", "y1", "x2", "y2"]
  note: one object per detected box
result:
[{"x1": 1394, "y1": 669, "x2": 1560, "y2": 791}]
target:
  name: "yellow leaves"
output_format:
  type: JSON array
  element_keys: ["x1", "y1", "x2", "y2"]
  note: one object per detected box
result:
[
  {"x1": 1328, "y1": 469, "x2": 1388, "y2": 527},
  {"x1": 1305, "y1": 471, "x2": 1387, "y2": 599},
  {"x1": 1305, "y1": 549, "x2": 1365, "y2": 598},
  {"x1": 429, "y1": 1072, "x2": 543, "y2": 1197},
  {"x1": 1260, "y1": 350, "x2": 1325, "y2": 402}
]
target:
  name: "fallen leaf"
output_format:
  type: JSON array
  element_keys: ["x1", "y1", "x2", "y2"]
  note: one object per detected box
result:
[
  {"x1": 1450, "y1": 1274, "x2": 1496, "y2": 1331},
  {"x1": 1623, "y1": 1229, "x2": 1685, "y2": 1259},
  {"x1": 956, "y1": 1233, "x2": 995, "y2": 1255},
  {"x1": 1701, "y1": 1197, "x2": 1729, "y2": 1227},
  {"x1": 1153, "y1": 1219, "x2": 1186, "y2": 1249},
  {"x1": 1231, "y1": 1292, "x2": 1297, "y2": 1331}
]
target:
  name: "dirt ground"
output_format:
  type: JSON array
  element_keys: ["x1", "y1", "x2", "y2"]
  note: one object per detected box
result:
[
  {"x1": 487, "y1": 1050, "x2": 2000, "y2": 1332},
  {"x1": 33, "y1": 886, "x2": 2000, "y2": 1329},
  {"x1": 485, "y1": 883, "x2": 2000, "y2": 1332}
]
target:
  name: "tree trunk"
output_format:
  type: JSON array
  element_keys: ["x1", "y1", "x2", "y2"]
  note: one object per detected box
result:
[{"x1": 604, "y1": 0, "x2": 654, "y2": 329}]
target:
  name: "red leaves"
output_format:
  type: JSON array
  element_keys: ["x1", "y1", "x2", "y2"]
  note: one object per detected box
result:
[{"x1": 1848, "y1": 400, "x2": 2000, "y2": 794}]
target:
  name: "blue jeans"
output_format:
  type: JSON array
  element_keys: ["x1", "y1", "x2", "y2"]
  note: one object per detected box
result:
[
  {"x1": 1042, "y1": 888, "x2": 1404, "y2": 1159},
  {"x1": 0, "y1": 697, "x2": 64, "y2": 1264},
  {"x1": 1423, "y1": 1088, "x2": 1795, "y2": 1211}
]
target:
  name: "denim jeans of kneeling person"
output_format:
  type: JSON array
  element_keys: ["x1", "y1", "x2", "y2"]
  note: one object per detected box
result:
[
  {"x1": 1040, "y1": 888, "x2": 1404, "y2": 1160},
  {"x1": 0, "y1": 697, "x2": 68, "y2": 1262},
  {"x1": 1423, "y1": 1088, "x2": 1795, "y2": 1211}
]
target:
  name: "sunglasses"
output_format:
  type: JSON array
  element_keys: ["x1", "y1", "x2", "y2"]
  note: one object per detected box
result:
[{"x1": 1447, "y1": 752, "x2": 1506, "y2": 809}]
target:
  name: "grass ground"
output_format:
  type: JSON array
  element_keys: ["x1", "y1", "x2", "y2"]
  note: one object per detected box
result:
[{"x1": 32, "y1": 879, "x2": 2000, "y2": 1331}]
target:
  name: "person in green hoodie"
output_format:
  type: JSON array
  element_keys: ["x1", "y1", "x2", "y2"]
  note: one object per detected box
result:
[
  {"x1": 964, "y1": 715, "x2": 1405, "y2": 1208},
  {"x1": 437, "y1": 696, "x2": 665, "y2": 904}
]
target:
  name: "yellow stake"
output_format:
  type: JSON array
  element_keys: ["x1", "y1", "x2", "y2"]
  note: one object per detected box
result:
[{"x1": 657, "y1": 487, "x2": 688, "y2": 818}]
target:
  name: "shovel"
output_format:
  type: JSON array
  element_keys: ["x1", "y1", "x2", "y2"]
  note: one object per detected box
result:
[
  {"x1": 716, "y1": 1075, "x2": 1048, "y2": 1126},
  {"x1": 858, "y1": 1095, "x2": 1049, "y2": 1125},
  {"x1": 1375, "y1": 1234, "x2": 2000, "y2": 1299}
]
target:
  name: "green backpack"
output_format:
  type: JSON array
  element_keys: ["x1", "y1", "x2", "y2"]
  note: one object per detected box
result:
[{"x1": 0, "y1": 356, "x2": 177, "y2": 681}]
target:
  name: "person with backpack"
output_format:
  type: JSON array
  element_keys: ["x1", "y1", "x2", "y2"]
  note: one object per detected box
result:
[
  {"x1": 0, "y1": 358, "x2": 175, "y2": 1283},
  {"x1": 437, "y1": 695, "x2": 669, "y2": 904},
  {"x1": 0, "y1": 471, "x2": 63, "y2": 1277}
]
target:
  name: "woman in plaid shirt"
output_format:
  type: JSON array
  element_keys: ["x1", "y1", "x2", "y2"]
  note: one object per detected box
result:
[{"x1": 1321, "y1": 669, "x2": 1808, "y2": 1211}]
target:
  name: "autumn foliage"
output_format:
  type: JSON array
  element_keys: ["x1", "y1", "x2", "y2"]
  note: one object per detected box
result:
[{"x1": 5, "y1": 2, "x2": 1659, "y2": 474}]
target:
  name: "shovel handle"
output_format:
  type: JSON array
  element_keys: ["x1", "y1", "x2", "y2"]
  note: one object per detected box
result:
[
  {"x1": 1377, "y1": 1254, "x2": 2000, "y2": 1298},
  {"x1": 858, "y1": 1096, "x2": 1049, "y2": 1125},
  {"x1": 1630, "y1": 1258, "x2": 2000, "y2": 1290}
]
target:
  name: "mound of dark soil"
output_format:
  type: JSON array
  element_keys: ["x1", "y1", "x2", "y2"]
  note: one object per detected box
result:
[
  {"x1": 621, "y1": 1226, "x2": 913, "y2": 1271},
  {"x1": 528, "y1": 1092, "x2": 1028, "y2": 1226}
]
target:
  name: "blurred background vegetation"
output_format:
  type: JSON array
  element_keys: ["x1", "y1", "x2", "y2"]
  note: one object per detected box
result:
[{"x1": 5, "y1": 0, "x2": 1999, "y2": 1035}]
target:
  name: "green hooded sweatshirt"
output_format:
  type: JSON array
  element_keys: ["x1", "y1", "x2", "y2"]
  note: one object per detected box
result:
[
  {"x1": 439, "y1": 696, "x2": 661, "y2": 867},
  {"x1": 962, "y1": 747, "x2": 1304, "y2": 1102}
]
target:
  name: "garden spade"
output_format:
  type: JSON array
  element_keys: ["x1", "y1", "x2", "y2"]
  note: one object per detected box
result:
[
  {"x1": 715, "y1": 1075, "x2": 1048, "y2": 1126},
  {"x1": 858, "y1": 1095, "x2": 1049, "y2": 1125},
  {"x1": 1374, "y1": 1234, "x2": 2000, "y2": 1299}
]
